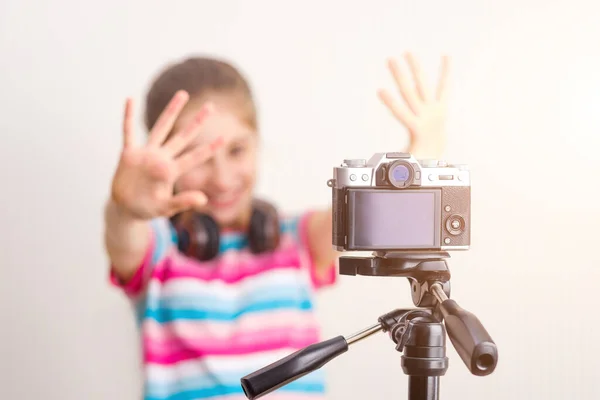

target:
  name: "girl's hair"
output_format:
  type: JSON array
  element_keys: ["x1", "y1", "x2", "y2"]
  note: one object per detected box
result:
[{"x1": 144, "y1": 56, "x2": 257, "y2": 132}]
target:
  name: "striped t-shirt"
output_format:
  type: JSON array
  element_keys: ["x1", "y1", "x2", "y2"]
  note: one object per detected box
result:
[{"x1": 110, "y1": 211, "x2": 336, "y2": 400}]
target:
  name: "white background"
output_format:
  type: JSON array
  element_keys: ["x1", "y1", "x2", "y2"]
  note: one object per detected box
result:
[{"x1": 1, "y1": 0, "x2": 600, "y2": 399}]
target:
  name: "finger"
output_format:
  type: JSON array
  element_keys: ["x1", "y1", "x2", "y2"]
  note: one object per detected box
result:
[
  {"x1": 388, "y1": 58, "x2": 421, "y2": 115},
  {"x1": 163, "y1": 102, "x2": 215, "y2": 157},
  {"x1": 377, "y1": 89, "x2": 415, "y2": 131},
  {"x1": 163, "y1": 191, "x2": 208, "y2": 216},
  {"x1": 175, "y1": 136, "x2": 224, "y2": 174},
  {"x1": 436, "y1": 55, "x2": 451, "y2": 101},
  {"x1": 123, "y1": 98, "x2": 136, "y2": 148},
  {"x1": 147, "y1": 90, "x2": 190, "y2": 147},
  {"x1": 405, "y1": 52, "x2": 430, "y2": 101}
]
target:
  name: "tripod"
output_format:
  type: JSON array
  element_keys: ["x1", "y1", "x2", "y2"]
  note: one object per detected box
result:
[{"x1": 240, "y1": 251, "x2": 498, "y2": 400}]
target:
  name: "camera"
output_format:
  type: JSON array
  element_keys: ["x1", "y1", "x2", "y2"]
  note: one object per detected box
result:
[{"x1": 328, "y1": 152, "x2": 470, "y2": 252}]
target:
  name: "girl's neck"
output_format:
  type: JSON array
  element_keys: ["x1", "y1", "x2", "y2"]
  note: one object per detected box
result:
[{"x1": 220, "y1": 207, "x2": 252, "y2": 233}]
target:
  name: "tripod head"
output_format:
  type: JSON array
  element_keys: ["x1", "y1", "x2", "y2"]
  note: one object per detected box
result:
[{"x1": 240, "y1": 252, "x2": 498, "y2": 400}]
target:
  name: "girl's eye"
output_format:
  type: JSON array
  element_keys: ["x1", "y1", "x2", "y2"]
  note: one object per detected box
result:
[{"x1": 230, "y1": 146, "x2": 245, "y2": 156}]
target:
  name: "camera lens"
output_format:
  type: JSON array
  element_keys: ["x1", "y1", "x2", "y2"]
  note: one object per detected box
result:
[{"x1": 387, "y1": 160, "x2": 414, "y2": 188}]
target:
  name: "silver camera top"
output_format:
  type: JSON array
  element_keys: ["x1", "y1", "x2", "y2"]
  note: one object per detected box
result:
[{"x1": 329, "y1": 152, "x2": 470, "y2": 190}]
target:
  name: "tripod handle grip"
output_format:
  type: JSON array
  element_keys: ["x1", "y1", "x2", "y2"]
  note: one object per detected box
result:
[
  {"x1": 240, "y1": 336, "x2": 348, "y2": 399},
  {"x1": 439, "y1": 299, "x2": 498, "y2": 376}
]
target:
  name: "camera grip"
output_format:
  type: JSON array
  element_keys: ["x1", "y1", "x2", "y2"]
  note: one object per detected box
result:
[
  {"x1": 438, "y1": 299, "x2": 498, "y2": 376},
  {"x1": 240, "y1": 336, "x2": 348, "y2": 399}
]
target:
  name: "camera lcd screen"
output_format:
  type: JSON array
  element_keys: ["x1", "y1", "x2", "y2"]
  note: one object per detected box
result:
[{"x1": 347, "y1": 189, "x2": 441, "y2": 249}]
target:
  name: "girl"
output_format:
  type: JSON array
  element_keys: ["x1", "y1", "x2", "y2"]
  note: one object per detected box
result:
[{"x1": 105, "y1": 53, "x2": 449, "y2": 400}]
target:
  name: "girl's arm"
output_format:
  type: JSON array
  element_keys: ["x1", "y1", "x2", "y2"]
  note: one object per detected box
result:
[
  {"x1": 105, "y1": 92, "x2": 219, "y2": 283},
  {"x1": 306, "y1": 52, "x2": 451, "y2": 278},
  {"x1": 306, "y1": 209, "x2": 337, "y2": 280},
  {"x1": 104, "y1": 200, "x2": 153, "y2": 283}
]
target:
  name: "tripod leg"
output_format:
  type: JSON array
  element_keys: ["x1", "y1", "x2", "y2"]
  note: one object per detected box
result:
[{"x1": 409, "y1": 376, "x2": 439, "y2": 400}]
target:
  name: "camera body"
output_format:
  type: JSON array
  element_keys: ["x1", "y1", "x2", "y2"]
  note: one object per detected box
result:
[{"x1": 329, "y1": 152, "x2": 471, "y2": 252}]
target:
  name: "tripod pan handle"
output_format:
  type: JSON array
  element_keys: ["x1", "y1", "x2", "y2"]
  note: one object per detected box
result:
[
  {"x1": 439, "y1": 299, "x2": 498, "y2": 376},
  {"x1": 240, "y1": 335, "x2": 348, "y2": 399}
]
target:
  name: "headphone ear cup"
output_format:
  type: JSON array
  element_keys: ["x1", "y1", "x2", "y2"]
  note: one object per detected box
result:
[
  {"x1": 171, "y1": 211, "x2": 220, "y2": 261},
  {"x1": 194, "y1": 213, "x2": 220, "y2": 261},
  {"x1": 248, "y1": 200, "x2": 281, "y2": 254}
]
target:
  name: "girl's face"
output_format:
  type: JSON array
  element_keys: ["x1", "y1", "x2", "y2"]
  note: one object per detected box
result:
[{"x1": 173, "y1": 98, "x2": 259, "y2": 229}]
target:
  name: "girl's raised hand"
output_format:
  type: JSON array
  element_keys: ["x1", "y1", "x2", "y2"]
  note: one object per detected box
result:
[
  {"x1": 378, "y1": 52, "x2": 451, "y2": 159},
  {"x1": 110, "y1": 90, "x2": 221, "y2": 220}
]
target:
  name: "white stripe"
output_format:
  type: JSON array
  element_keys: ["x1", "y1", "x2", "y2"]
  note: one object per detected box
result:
[
  {"x1": 147, "y1": 348, "x2": 312, "y2": 383},
  {"x1": 148, "y1": 268, "x2": 313, "y2": 300}
]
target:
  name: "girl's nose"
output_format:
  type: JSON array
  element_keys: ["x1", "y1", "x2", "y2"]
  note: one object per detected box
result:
[{"x1": 210, "y1": 160, "x2": 236, "y2": 191}]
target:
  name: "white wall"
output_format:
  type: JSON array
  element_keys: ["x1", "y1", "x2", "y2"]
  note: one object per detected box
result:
[{"x1": 1, "y1": 0, "x2": 599, "y2": 399}]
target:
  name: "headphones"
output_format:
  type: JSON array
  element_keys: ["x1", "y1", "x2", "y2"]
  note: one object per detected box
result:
[{"x1": 170, "y1": 199, "x2": 281, "y2": 261}]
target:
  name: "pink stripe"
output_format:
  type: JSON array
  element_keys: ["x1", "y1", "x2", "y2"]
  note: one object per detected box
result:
[
  {"x1": 144, "y1": 327, "x2": 320, "y2": 364},
  {"x1": 154, "y1": 244, "x2": 303, "y2": 284},
  {"x1": 143, "y1": 310, "x2": 318, "y2": 341}
]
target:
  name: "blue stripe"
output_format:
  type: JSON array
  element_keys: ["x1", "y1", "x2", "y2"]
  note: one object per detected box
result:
[
  {"x1": 147, "y1": 369, "x2": 324, "y2": 399},
  {"x1": 219, "y1": 234, "x2": 248, "y2": 252},
  {"x1": 217, "y1": 216, "x2": 300, "y2": 252},
  {"x1": 146, "y1": 383, "x2": 325, "y2": 400},
  {"x1": 281, "y1": 216, "x2": 299, "y2": 235},
  {"x1": 144, "y1": 297, "x2": 313, "y2": 323},
  {"x1": 146, "y1": 381, "x2": 324, "y2": 400},
  {"x1": 169, "y1": 223, "x2": 178, "y2": 246}
]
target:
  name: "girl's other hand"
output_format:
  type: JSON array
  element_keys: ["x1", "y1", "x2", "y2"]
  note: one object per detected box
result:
[{"x1": 378, "y1": 52, "x2": 451, "y2": 160}]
